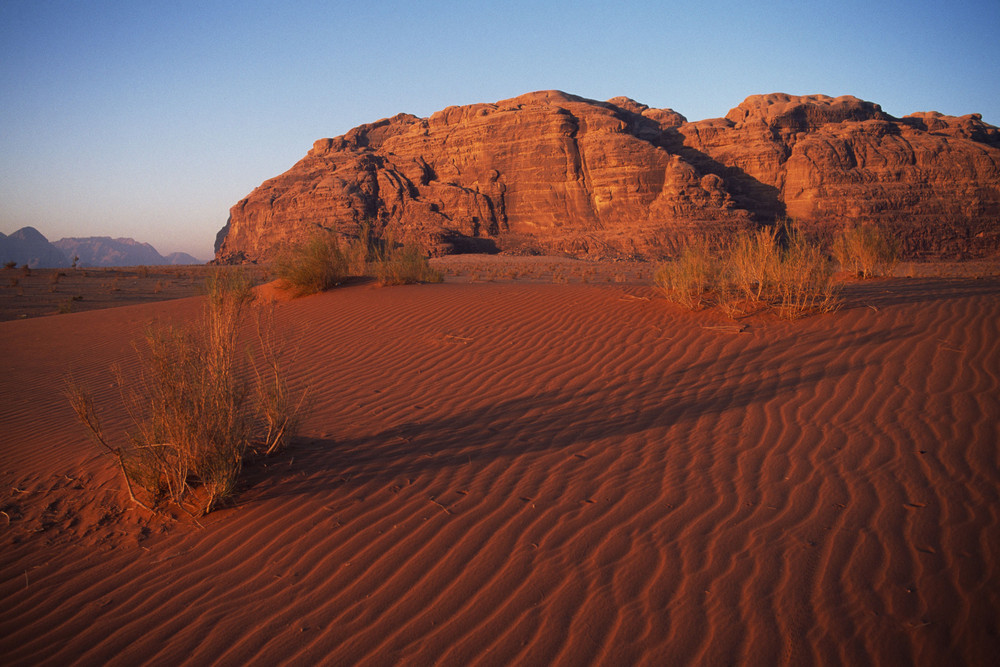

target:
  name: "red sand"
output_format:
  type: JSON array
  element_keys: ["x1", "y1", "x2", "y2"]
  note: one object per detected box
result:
[{"x1": 1, "y1": 278, "x2": 998, "y2": 665}]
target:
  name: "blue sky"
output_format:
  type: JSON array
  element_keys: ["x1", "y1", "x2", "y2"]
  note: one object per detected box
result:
[{"x1": 2, "y1": 0, "x2": 998, "y2": 258}]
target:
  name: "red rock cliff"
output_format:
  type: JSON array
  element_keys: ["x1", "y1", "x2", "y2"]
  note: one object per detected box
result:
[{"x1": 216, "y1": 91, "x2": 1000, "y2": 262}]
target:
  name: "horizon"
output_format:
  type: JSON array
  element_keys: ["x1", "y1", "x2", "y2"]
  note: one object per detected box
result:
[{"x1": 3, "y1": 0, "x2": 998, "y2": 258}]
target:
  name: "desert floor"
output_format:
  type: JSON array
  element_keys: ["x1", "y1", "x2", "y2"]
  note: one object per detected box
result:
[{"x1": 1, "y1": 259, "x2": 998, "y2": 665}]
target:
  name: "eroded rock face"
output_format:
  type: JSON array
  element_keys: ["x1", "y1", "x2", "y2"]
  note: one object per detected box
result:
[{"x1": 217, "y1": 91, "x2": 1000, "y2": 262}]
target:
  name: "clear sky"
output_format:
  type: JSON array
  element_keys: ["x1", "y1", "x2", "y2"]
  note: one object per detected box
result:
[{"x1": 2, "y1": 0, "x2": 998, "y2": 258}]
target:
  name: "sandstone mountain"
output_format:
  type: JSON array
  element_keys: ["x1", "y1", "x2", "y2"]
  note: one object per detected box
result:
[{"x1": 216, "y1": 91, "x2": 1000, "y2": 263}]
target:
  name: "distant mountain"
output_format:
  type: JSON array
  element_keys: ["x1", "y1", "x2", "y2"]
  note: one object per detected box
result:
[
  {"x1": 2, "y1": 229, "x2": 208, "y2": 267},
  {"x1": 164, "y1": 251, "x2": 207, "y2": 265},
  {"x1": 54, "y1": 236, "x2": 165, "y2": 267},
  {"x1": 0, "y1": 227, "x2": 70, "y2": 268}
]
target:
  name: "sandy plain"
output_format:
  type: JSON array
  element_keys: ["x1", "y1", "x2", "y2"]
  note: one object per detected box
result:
[{"x1": 1, "y1": 257, "x2": 998, "y2": 665}]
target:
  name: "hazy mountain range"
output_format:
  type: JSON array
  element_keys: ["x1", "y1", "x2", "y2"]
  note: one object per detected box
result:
[{"x1": 0, "y1": 227, "x2": 207, "y2": 268}]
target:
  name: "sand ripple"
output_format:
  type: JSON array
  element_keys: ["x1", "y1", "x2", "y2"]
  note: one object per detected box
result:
[{"x1": 2, "y1": 279, "x2": 998, "y2": 665}]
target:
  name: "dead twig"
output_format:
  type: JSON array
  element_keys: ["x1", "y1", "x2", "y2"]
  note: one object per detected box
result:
[
  {"x1": 429, "y1": 497, "x2": 452, "y2": 515},
  {"x1": 701, "y1": 324, "x2": 748, "y2": 334}
]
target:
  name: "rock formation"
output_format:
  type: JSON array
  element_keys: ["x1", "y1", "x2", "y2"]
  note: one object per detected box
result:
[{"x1": 216, "y1": 91, "x2": 1000, "y2": 262}]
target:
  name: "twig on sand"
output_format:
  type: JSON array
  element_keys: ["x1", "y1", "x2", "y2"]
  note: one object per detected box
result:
[
  {"x1": 701, "y1": 324, "x2": 748, "y2": 334},
  {"x1": 619, "y1": 294, "x2": 650, "y2": 302},
  {"x1": 429, "y1": 497, "x2": 452, "y2": 515},
  {"x1": 1, "y1": 510, "x2": 10, "y2": 524},
  {"x1": 24, "y1": 571, "x2": 29, "y2": 590},
  {"x1": 153, "y1": 548, "x2": 193, "y2": 564}
]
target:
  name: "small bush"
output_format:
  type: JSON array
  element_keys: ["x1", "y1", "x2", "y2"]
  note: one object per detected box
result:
[
  {"x1": 67, "y1": 269, "x2": 305, "y2": 515},
  {"x1": 3, "y1": 260, "x2": 16, "y2": 269},
  {"x1": 832, "y1": 225, "x2": 899, "y2": 279},
  {"x1": 653, "y1": 240, "x2": 715, "y2": 310},
  {"x1": 771, "y1": 236, "x2": 839, "y2": 319},
  {"x1": 272, "y1": 231, "x2": 349, "y2": 296},
  {"x1": 655, "y1": 227, "x2": 839, "y2": 319},
  {"x1": 374, "y1": 243, "x2": 443, "y2": 286},
  {"x1": 728, "y1": 226, "x2": 781, "y2": 302}
]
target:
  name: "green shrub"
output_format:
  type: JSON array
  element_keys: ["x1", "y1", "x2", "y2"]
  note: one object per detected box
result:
[
  {"x1": 832, "y1": 225, "x2": 899, "y2": 278},
  {"x1": 272, "y1": 230, "x2": 349, "y2": 296}
]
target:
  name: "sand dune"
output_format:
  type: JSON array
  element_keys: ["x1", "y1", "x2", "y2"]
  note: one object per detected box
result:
[{"x1": 1, "y1": 277, "x2": 998, "y2": 665}]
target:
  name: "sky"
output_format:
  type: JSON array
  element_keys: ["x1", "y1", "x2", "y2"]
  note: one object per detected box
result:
[{"x1": 2, "y1": 0, "x2": 998, "y2": 259}]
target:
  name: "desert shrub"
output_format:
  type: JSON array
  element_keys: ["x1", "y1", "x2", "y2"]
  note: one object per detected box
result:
[
  {"x1": 4, "y1": 260, "x2": 16, "y2": 269},
  {"x1": 832, "y1": 224, "x2": 899, "y2": 279},
  {"x1": 67, "y1": 268, "x2": 304, "y2": 515},
  {"x1": 727, "y1": 226, "x2": 781, "y2": 302},
  {"x1": 373, "y1": 242, "x2": 443, "y2": 286},
  {"x1": 771, "y1": 236, "x2": 839, "y2": 319},
  {"x1": 653, "y1": 239, "x2": 716, "y2": 310},
  {"x1": 655, "y1": 228, "x2": 839, "y2": 319},
  {"x1": 272, "y1": 230, "x2": 349, "y2": 296},
  {"x1": 251, "y1": 303, "x2": 308, "y2": 456}
]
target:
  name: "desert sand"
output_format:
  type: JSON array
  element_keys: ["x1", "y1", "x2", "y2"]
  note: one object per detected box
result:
[{"x1": 1, "y1": 267, "x2": 998, "y2": 665}]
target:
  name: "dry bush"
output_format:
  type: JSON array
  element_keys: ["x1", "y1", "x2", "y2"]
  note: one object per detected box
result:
[
  {"x1": 727, "y1": 226, "x2": 780, "y2": 302},
  {"x1": 655, "y1": 229, "x2": 839, "y2": 319},
  {"x1": 653, "y1": 240, "x2": 716, "y2": 310},
  {"x1": 67, "y1": 269, "x2": 305, "y2": 515},
  {"x1": 272, "y1": 230, "x2": 349, "y2": 296},
  {"x1": 373, "y1": 242, "x2": 443, "y2": 286},
  {"x1": 771, "y1": 237, "x2": 840, "y2": 319},
  {"x1": 251, "y1": 303, "x2": 307, "y2": 456},
  {"x1": 832, "y1": 224, "x2": 899, "y2": 278}
]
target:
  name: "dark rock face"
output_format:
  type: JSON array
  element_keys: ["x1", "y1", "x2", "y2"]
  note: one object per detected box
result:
[{"x1": 216, "y1": 91, "x2": 1000, "y2": 262}]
